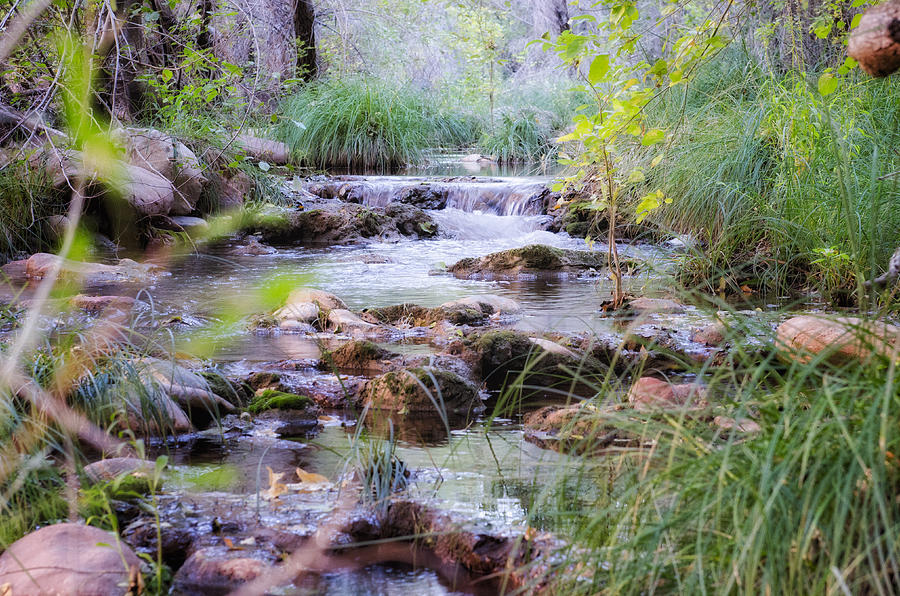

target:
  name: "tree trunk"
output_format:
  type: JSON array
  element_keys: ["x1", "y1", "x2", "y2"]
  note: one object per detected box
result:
[
  {"x1": 212, "y1": 0, "x2": 317, "y2": 106},
  {"x1": 848, "y1": 0, "x2": 900, "y2": 77}
]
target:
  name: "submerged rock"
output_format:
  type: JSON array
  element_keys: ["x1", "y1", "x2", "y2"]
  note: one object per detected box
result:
[
  {"x1": 364, "y1": 367, "x2": 482, "y2": 414},
  {"x1": 627, "y1": 297, "x2": 686, "y2": 315},
  {"x1": 2, "y1": 253, "x2": 164, "y2": 286},
  {"x1": 70, "y1": 294, "x2": 137, "y2": 313},
  {"x1": 626, "y1": 376, "x2": 708, "y2": 412},
  {"x1": 776, "y1": 315, "x2": 900, "y2": 365},
  {"x1": 83, "y1": 457, "x2": 157, "y2": 485},
  {"x1": 173, "y1": 547, "x2": 272, "y2": 595},
  {"x1": 449, "y1": 329, "x2": 603, "y2": 391},
  {"x1": 523, "y1": 404, "x2": 641, "y2": 453},
  {"x1": 0, "y1": 523, "x2": 142, "y2": 595},
  {"x1": 448, "y1": 244, "x2": 617, "y2": 278}
]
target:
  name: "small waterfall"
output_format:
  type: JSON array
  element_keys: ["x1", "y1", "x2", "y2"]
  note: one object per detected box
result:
[{"x1": 303, "y1": 176, "x2": 553, "y2": 216}]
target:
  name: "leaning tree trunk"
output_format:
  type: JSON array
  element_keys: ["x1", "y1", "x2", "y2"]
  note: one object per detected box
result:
[
  {"x1": 849, "y1": 0, "x2": 900, "y2": 288},
  {"x1": 212, "y1": 0, "x2": 316, "y2": 106}
]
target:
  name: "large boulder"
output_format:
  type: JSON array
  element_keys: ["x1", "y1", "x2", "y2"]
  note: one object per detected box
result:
[
  {"x1": 119, "y1": 162, "x2": 176, "y2": 217},
  {"x1": 322, "y1": 340, "x2": 396, "y2": 374},
  {"x1": 364, "y1": 367, "x2": 483, "y2": 414},
  {"x1": 776, "y1": 315, "x2": 900, "y2": 365},
  {"x1": 0, "y1": 523, "x2": 142, "y2": 595},
  {"x1": 448, "y1": 244, "x2": 621, "y2": 279},
  {"x1": 124, "y1": 128, "x2": 206, "y2": 215}
]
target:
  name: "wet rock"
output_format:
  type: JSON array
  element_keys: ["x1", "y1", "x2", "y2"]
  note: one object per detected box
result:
[
  {"x1": 448, "y1": 244, "x2": 615, "y2": 279},
  {"x1": 140, "y1": 359, "x2": 236, "y2": 414},
  {"x1": 249, "y1": 202, "x2": 438, "y2": 245},
  {"x1": 713, "y1": 415, "x2": 761, "y2": 434},
  {"x1": 451, "y1": 329, "x2": 602, "y2": 391},
  {"x1": 322, "y1": 340, "x2": 397, "y2": 374},
  {"x1": 169, "y1": 215, "x2": 209, "y2": 236},
  {"x1": 124, "y1": 128, "x2": 206, "y2": 215},
  {"x1": 0, "y1": 523, "x2": 142, "y2": 595},
  {"x1": 628, "y1": 297, "x2": 686, "y2": 315},
  {"x1": 627, "y1": 376, "x2": 708, "y2": 411},
  {"x1": 461, "y1": 153, "x2": 497, "y2": 164},
  {"x1": 397, "y1": 185, "x2": 446, "y2": 209},
  {"x1": 246, "y1": 389, "x2": 312, "y2": 413},
  {"x1": 439, "y1": 294, "x2": 521, "y2": 316},
  {"x1": 275, "y1": 301, "x2": 319, "y2": 325},
  {"x1": 225, "y1": 235, "x2": 276, "y2": 256},
  {"x1": 523, "y1": 404, "x2": 640, "y2": 453},
  {"x1": 692, "y1": 321, "x2": 727, "y2": 346},
  {"x1": 121, "y1": 516, "x2": 193, "y2": 570},
  {"x1": 200, "y1": 371, "x2": 253, "y2": 408},
  {"x1": 83, "y1": 457, "x2": 156, "y2": 485},
  {"x1": 327, "y1": 309, "x2": 379, "y2": 336},
  {"x1": 219, "y1": 169, "x2": 253, "y2": 211},
  {"x1": 2, "y1": 253, "x2": 163, "y2": 285},
  {"x1": 776, "y1": 315, "x2": 900, "y2": 365},
  {"x1": 529, "y1": 337, "x2": 578, "y2": 358},
  {"x1": 70, "y1": 294, "x2": 137, "y2": 313},
  {"x1": 292, "y1": 375, "x2": 365, "y2": 408},
  {"x1": 364, "y1": 367, "x2": 483, "y2": 414},
  {"x1": 385, "y1": 202, "x2": 438, "y2": 237},
  {"x1": 236, "y1": 134, "x2": 290, "y2": 165},
  {"x1": 365, "y1": 302, "x2": 485, "y2": 327},
  {"x1": 173, "y1": 547, "x2": 272, "y2": 596},
  {"x1": 283, "y1": 287, "x2": 347, "y2": 311}
]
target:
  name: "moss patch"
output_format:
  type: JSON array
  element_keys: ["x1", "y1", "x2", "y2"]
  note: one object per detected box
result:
[{"x1": 247, "y1": 389, "x2": 311, "y2": 413}]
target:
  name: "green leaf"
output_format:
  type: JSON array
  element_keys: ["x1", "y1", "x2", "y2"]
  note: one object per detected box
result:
[
  {"x1": 588, "y1": 54, "x2": 610, "y2": 84},
  {"x1": 160, "y1": 68, "x2": 173, "y2": 82},
  {"x1": 818, "y1": 72, "x2": 839, "y2": 96},
  {"x1": 814, "y1": 23, "x2": 832, "y2": 39},
  {"x1": 850, "y1": 14, "x2": 862, "y2": 30},
  {"x1": 641, "y1": 129, "x2": 665, "y2": 146}
]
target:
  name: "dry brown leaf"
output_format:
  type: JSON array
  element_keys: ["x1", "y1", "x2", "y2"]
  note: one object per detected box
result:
[
  {"x1": 296, "y1": 467, "x2": 328, "y2": 484},
  {"x1": 263, "y1": 466, "x2": 287, "y2": 500}
]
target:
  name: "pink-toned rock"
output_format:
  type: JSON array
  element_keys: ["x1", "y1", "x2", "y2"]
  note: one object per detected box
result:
[
  {"x1": 713, "y1": 416, "x2": 761, "y2": 433},
  {"x1": 70, "y1": 294, "x2": 136, "y2": 313},
  {"x1": 628, "y1": 297, "x2": 685, "y2": 314},
  {"x1": 691, "y1": 322, "x2": 726, "y2": 346},
  {"x1": 6, "y1": 253, "x2": 162, "y2": 285},
  {"x1": 0, "y1": 523, "x2": 141, "y2": 595},
  {"x1": 627, "y1": 376, "x2": 708, "y2": 411},
  {"x1": 776, "y1": 315, "x2": 900, "y2": 364},
  {"x1": 173, "y1": 548, "x2": 270, "y2": 594}
]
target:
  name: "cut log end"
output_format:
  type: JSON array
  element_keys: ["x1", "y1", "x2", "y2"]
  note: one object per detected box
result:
[{"x1": 849, "y1": 1, "x2": 900, "y2": 77}]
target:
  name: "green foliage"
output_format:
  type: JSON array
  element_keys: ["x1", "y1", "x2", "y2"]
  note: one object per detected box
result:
[
  {"x1": 0, "y1": 465, "x2": 68, "y2": 549},
  {"x1": 278, "y1": 77, "x2": 474, "y2": 169},
  {"x1": 0, "y1": 160, "x2": 65, "y2": 262},
  {"x1": 636, "y1": 50, "x2": 900, "y2": 296}
]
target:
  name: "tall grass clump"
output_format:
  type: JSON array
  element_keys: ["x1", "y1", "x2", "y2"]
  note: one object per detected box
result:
[
  {"x1": 631, "y1": 48, "x2": 900, "y2": 296},
  {"x1": 0, "y1": 161, "x2": 64, "y2": 262},
  {"x1": 278, "y1": 77, "x2": 474, "y2": 170},
  {"x1": 512, "y1": 307, "x2": 900, "y2": 594},
  {"x1": 478, "y1": 110, "x2": 556, "y2": 163}
]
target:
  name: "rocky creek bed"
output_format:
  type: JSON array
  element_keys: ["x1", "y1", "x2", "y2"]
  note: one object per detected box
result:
[{"x1": 0, "y1": 170, "x2": 856, "y2": 594}]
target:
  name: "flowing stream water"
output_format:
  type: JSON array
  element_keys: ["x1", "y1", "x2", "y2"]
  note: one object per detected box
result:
[{"x1": 25, "y1": 167, "x2": 704, "y2": 594}]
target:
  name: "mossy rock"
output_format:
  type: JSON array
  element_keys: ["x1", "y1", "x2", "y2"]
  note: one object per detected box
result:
[
  {"x1": 461, "y1": 330, "x2": 605, "y2": 391},
  {"x1": 247, "y1": 371, "x2": 282, "y2": 391},
  {"x1": 364, "y1": 367, "x2": 482, "y2": 414},
  {"x1": 322, "y1": 340, "x2": 394, "y2": 372},
  {"x1": 363, "y1": 302, "x2": 485, "y2": 327},
  {"x1": 247, "y1": 389, "x2": 312, "y2": 414},
  {"x1": 447, "y1": 244, "x2": 625, "y2": 278},
  {"x1": 200, "y1": 371, "x2": 253, "y2": 408}
]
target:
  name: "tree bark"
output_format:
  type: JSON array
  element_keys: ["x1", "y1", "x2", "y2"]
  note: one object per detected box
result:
[{"x1": 848, "y1": 0, "x2": 900, "y2": 77}]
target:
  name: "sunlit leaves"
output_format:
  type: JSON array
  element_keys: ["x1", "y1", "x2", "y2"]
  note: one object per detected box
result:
[
  {"x1": 588, "y1": 54, "x2": 610, "y2": 84},
  {"x1": 641, "y1": 129, "x2": 665, "y2": 146},
  {"x1": 818, "y1": 71, "x2": 839, "y2": 96},
  {"x1": 635, "y1": 190, "x2": 671, "y2": 223}
]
